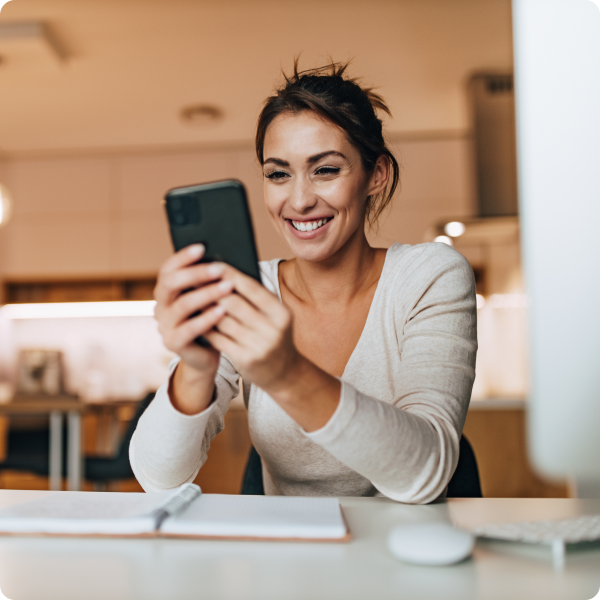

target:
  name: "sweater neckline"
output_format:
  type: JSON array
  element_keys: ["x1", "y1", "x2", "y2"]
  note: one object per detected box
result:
[{"x1": 271, "y1": 244, "x2": 397, "y2": 379}]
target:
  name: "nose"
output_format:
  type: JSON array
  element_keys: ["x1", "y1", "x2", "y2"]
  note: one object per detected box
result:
[{"x1": 288, "y1": 176, "x2": 317, "y2": 214}]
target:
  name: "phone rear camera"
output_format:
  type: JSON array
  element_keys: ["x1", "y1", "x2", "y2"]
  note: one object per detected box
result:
[{"x1": 169, "y1": 196, "x2": 200, "y2": 226}]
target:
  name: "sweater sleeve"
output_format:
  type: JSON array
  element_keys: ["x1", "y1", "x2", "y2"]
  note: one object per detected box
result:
[
  {"x1": 305, "y1": 246, "x2": 477, "y2": 504},
  {"x1": 129, "y1": 354, "x2": 240, "y2": 492}
]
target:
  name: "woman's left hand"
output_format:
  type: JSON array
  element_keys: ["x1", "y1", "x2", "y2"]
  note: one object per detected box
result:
[{"x1": 203, "y1": 264, "x2": 300, "y2": 395}]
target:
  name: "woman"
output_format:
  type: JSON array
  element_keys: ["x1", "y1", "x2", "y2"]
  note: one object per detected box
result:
[{"x1": 130, "y1": 62, "x2": 477, "y2": 504}]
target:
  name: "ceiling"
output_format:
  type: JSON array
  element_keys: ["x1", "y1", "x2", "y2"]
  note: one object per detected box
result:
[{"x1": 0, "y1": 0, "x2": 513, "y2": 155}]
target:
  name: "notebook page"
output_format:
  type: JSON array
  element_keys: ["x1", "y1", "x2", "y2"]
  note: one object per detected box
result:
[
  {"x1": 0, "y1": 490, "x2": 175, "y2": 535},
  {"x1": 160, "y1": 494, "x2": 347, "y2": 539}
]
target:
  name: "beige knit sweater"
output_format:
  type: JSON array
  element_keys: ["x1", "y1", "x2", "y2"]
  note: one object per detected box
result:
[{"x1": 130, "y1": 242, "x2": 477, "y2": 504}]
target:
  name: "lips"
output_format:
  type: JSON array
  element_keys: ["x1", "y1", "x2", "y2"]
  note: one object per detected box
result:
[
  {"x1": 285, "y1": 216, "x2": 333, "y2": 239},
  {"x1": 289, "y1": 217, "x2": 332, "y2": 232}
]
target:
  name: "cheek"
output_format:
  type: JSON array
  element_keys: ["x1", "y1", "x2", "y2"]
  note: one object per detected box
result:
[
  {"x1": 321, "y1": 177, "x2": 368, "y2": 217},
  {"x1": 263, "y1": 185, "x2": 285, "y2": 222}
]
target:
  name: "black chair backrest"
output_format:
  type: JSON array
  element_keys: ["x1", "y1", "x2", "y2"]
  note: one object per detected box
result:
[
  {"x1": 114, "y1": 392, "x2": 155, "y2": 460},
  {"x1": 447, "y1": 436, "x2": 482, "y2": 498},
  {"x1": 241, "y1": 435, "x2": 482, "y2": 498},
  {"x1": 241, "y1": 446, "x2": 265, "y2": 495}
]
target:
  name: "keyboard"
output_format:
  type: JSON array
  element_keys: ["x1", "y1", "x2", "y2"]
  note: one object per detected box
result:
[{"x1": 474, "y1": 515, "x2": 600, "y2": 544}]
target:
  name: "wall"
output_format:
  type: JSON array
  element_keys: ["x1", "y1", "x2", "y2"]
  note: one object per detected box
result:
[
  {"x1": 0, "y1": 157, "x2": 9, "y2": 282},
  {"x1": 0, "y1": 134, "x2": 473, "y2": 279}
]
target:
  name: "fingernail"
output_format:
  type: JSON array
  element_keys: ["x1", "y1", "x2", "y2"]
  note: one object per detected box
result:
[
  {"x1": 214, "y1": 305, "x2": 226, "y2": 316},
  {"x1": 188, "y1": 244, "x2": 204, "y2": 258},
  {"x1": 218, "y1": 280, "x2": 233, "y2": 291},
  {"x1": 208, "y1": 262, "x2": 225, "y2": 276}
]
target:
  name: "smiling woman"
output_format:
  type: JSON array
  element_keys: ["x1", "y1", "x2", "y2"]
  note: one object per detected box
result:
[{"x1": 130, "y1": 62, "x2": 477, "y2": 504}]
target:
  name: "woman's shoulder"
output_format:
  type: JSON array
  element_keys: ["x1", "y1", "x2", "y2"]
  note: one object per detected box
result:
[
  {"x1": 387, "y1": 241, "x2": 470, "y2": 268},
  {"x1": 383, "y1": 242, "x2": 474, "y2": 290}
]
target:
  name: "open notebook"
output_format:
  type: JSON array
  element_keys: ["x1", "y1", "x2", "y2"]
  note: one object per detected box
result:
[{"x1": 0, "y1": 484, "x2": 350, "y2": 542}]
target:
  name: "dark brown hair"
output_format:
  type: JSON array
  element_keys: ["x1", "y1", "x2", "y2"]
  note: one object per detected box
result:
[{"x1": 255, "y1": 60, "x2": 400, "y2": 227}]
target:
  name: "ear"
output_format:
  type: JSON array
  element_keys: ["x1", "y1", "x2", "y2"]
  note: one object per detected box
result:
[{"x1": 366, "y1": 155, "x2": 390, "y2": 197}]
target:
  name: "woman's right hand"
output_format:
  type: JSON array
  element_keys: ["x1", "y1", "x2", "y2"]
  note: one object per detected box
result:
[{"x1": 153, "y1": 244, "x2": 234, "y2": 414}]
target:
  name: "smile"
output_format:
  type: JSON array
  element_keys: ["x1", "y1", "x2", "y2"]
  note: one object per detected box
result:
[{"x1": 289, "y1": 218, "x2": 332, "y2": 232}]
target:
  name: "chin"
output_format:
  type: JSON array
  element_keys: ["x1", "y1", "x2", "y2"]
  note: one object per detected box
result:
[{"x1": 285, "y1": 238, "x2": 339, "y2": 263}]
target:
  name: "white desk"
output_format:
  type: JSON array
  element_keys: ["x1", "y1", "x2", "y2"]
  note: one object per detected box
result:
[{"x1": 0, "y1": 492, "x2": 599, "y2": 600}]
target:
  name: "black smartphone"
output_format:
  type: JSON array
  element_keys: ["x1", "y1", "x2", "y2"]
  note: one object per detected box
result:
[{"x1": 164, "y1": 179, "x2": 261, "y2": 345}]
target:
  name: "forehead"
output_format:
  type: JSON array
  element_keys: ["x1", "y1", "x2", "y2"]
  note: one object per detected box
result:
[{"x1": 263, "y1": 111, "x2": 353, "y2": 159}]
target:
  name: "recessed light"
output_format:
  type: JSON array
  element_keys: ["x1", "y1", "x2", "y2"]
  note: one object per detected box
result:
[
  {"x1": 444, "y1": 221, "x2": 466, "y2": 237},
  {"x1": 180, "y1": 104, "x2": 224, "y2": 126}
]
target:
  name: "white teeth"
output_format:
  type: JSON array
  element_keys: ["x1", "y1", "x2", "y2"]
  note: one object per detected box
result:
[{"x1": 291, "y1": 218, "x2": 329, "y2": 232}]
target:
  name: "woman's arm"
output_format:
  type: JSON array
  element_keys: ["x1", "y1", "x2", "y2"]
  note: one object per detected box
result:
[
  {"x1": 129, "y1": 244, "x2": 241, "y2": 492},
  {"x1": 309, "y1": 249, "x2": 477, "y2": 503},
  {"x1": 203, "y1": 267, "x2": 343, "y2": 431},
  {"x1": 129, "y1": 354, "x2": 240, "y2": 492},
  {"x1": 207, "y1": 246, "x2": 476, "y2": 503}
]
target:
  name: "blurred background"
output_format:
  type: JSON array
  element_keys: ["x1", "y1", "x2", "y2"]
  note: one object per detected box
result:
[{"x1": 0, "y1": 0, "x2": 560, "y2": 497}]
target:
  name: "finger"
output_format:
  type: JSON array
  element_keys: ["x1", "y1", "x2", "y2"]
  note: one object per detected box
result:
[
  {"x1": 204, "y1": 328, "x2": 240, "y2": 358},
  {"x1": 219, "y1": 265, "x2": 288, "y2": 325},
  {"x1": 155, "y1": 259, "x2": 226, "y2": 306},
  {"x1": 163, "y1": 280, "x2": 234, "y2": 330},
  {"x1": 160, "y1": 244, "x2": 205, "y2": 276},
  {"x1": 215, "y1": 314, "x2": 255, "y2": 347},
  {"x1": 165, "y1": 304, "x2": 226, "y2": 352},
  {"x1": 218, "y1": 293, "x2": 271, "y2": 333}
]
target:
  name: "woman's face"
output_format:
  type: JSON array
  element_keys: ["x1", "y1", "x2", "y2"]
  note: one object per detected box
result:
[{"x1": 262, "y1": 111, "x2": 382, "y2": 263}]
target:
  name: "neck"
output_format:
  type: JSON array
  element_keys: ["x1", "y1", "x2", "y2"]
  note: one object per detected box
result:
[{"x1": 283, "y1": 226, "x2": 383, "y2": 310}]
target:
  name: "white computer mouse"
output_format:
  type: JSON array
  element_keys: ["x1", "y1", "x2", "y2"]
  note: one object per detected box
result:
[{"x1": 387, "y1": 522, "x2": 475, "y2": 566}]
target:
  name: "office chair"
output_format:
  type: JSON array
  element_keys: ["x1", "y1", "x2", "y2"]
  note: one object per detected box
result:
[
  {"x1": 84, "y1": 392, "x2": 154, "y2": 486},
  {"x1": 241, "y1": 435, "x2": 483, "y2": 498},
  {"x1": 447, "y1": 435, "x2": 482, "y2": 498},
  {"x1": 0, "y1": 392, "x2": 154, "y2": 487}
]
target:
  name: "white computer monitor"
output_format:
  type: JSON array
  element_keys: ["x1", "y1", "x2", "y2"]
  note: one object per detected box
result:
[{"x1": 513, "y1": 0, "x2": 600, "y2": 493}]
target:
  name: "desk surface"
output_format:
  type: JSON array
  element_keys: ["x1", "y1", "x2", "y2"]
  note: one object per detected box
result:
[
  {"x1": 0, "y1": 395, "x2": 85, "y2": 414},
  {"x1": 0, "y1": 491, "x2": 598, "y2": 600},
  {"x1": 0, "y1": 395, "x2": 140, "y2": 414}
]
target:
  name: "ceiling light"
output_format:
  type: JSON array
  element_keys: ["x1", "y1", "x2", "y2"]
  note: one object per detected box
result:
[
  {"x1": 0, "y1": 183, "x2": 13, "y2": 228},
  {"x1": 180, "y1": 104, "x2": 224, "y2": 126},
  {"x1": 444, "y1": 221, "x2": 466, "y2": 237},
  {"x1": 434, "y1": 235, "x2": 453, "y2": 246}
]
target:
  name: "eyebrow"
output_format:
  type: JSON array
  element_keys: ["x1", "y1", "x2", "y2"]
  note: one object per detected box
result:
[{"x1": 263, "y1": 150, "x2": 347, "y2": 167}]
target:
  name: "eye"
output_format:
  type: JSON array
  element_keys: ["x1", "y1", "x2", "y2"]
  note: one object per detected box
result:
[
  {"x1": 315, "y1": 166, "x2": 341, "y2": 176},
  {"x1": 264, "y1": 170, "x2": 289, "y2": 180}
]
